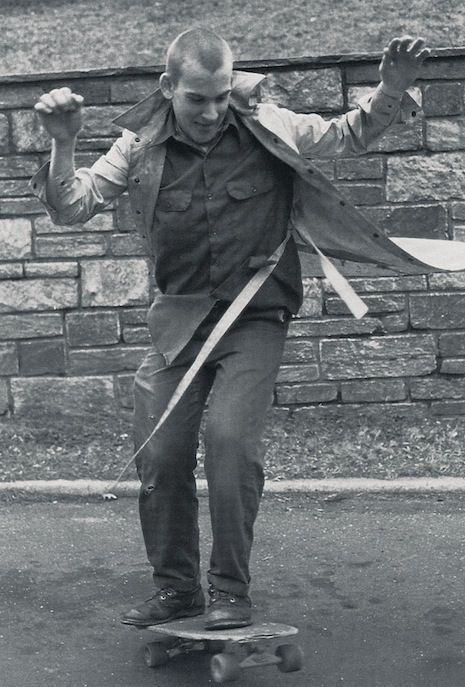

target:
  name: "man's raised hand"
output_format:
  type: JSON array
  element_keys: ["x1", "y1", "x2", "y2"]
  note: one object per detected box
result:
[
  {"x1": 34, "y1": 87, "x2": 84, "y2": 142},
  {"x1": 379, "y1": 36, "x2": 430, "y2": 97}
]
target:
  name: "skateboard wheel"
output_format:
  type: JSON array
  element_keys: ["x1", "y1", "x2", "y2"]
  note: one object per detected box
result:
[
  {"x1": 144, "y1": 642, "x2": 169, "y2": 668},
  {"x1": 210, "y1": 653, "x2": 241, "y2": 683},
  {"x1": 275, "y1": 643, "x2": 304, "y2": 673},
  {"x1": 206, "y1": 639, "x2": 226, "y2": 654}
]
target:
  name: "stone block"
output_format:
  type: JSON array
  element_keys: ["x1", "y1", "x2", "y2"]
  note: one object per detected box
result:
[
  {"x1": 11, "y1": 376, "x2": 117, "y2": 417},
  {"x1": 296, "y1": 278, "x2": 322, "y2": 317},
  {"x1": 0, "y1": 278, "x2": 78, "y2": 312},
  {"x1": 410, "y1": 377, "x2": 465, "y2": 400},
  {"x1": 424, "y1": 83, "x2": 464, "y2": 117},
  {"x1": 340, "y1": 379, "x2": 406, "y2": 403},
  {"x1": 276, "y1": 364, "x2": 320, "y2": 383},
  {"x1": 0, "y1": 84, "x2": 44, "y2": 109},
  {"x1": 282, "y1": 339, "x2": 316, "y2": 363},
  {"x1": 410, "y1": 293, "x2": 465, "y2": 329},
  {"x1": 0, "y1": 198, "x2": 44, "y2": 215},
  {"x1": 74, "y1": 152, "x2": 103, "y2": 168},
  {"x1": 426, "y1": 118, "x2": 465, "y2": 151},
  {"x1": 78, "y1": 105, "x2": 127, "y2": 138},
  {"x1": 324, "y1": 275, "x2": 426, "y2": 293},
  {"x1": 368, "y1": 119, "x2": 423, "y2": 153},
  {"x1": 261, "y1": 68, "x2": 343, "y2": 111},
  {"x1": 0, "y1": 313, "x2": 63, "y2": 339},
  {"x1": 0, "y1": 218, "x2": 32, "y2": 259},
  {"x1": 325, "y1": 293, "x2": 406, "y2": 315},
  {"x1": 120, "y1": 307, "x2": 149, "y2": 325},
  {"x1": 11, "y1": 110, "x2": 51, "y2": 152},
  {"x1": 81, "y1": 258, "x2": 150, "y2": 307},
  {"x1": 320, "y1": 334, "x2": 437, "y2": 379},
  {"x1": 0, "y1": 179, "x2": 30, "y2": 196},
  {"x1": 345, "y1": 63, "x2": 380, "y2": 84},
  {"x1": 421, "y1": 59, "x2": 465, "y2": 81},
  {"x1": 378, "y1": 311, "x2": 410, "y2": 333},
  {"x1": 288, "y1": 316, "x2": 379, "y2": 338},
  {"x1": 110, "y1": 77, "x2": 159, "y2": 103},
  {"x1": 0, "y1": 114, "x2": 9, "y2": 154},
  {"x1": 453, "y1": 226, "x2": 465, "y2": 242},
  {"x1": 362, "y1": 203, "x2": 447, "y2": 239},
  {"x1": 431, "y1": 400, "x2": 465, "y2": 416},
  {"x1": 110, "y1": 233, "x2": 147, "y2": 256},
  {"x1": 0, "y1": 343, "x2": 18, "y2": 374},
  {"x1": 0, "y1": 155, "x2": 41, "y2": 178},
  {"x1": 67, "y1": 346, "x2": 150, "y2": 374},
  {"x1": 35, "y1": 211, "x2": 114, "y2": 234},
  {"x1": 115, "y1": 194, "x2": 134, "y2": 232},
  {"x1": 428, "y1": 273, "x2": 465, "y2": 290},
  {"x1": 387, "y1": 152, "x2": 465, "y2": 202},
  {"x1": 18, "y1": 339, "x2": 65, "y2": 376},
  {"x1": 0, "y1": 379, "x2": 8, "y2": 414},
  {"x1": 47, "y1": 78, "x2": 112, "y2": 105},
  {"x1": 275, "y1": 382, "x2": 338, "y2": 405},
  {"x1": 66, "y1": 311, "x2": 120, "y2": 347},
  {"x1": 122, "y1": 326, "x2": 151, "y2": 344},
  {"x1": 440, "y1": 359, "x2": 465, "y2": 374},
  {"x1": 76, "y1": 138, "x2": 115, "y2": 151},
  {"x1": 25, "y1": 262, "x2": 79, "y2": 278},
  {"x1": 35, "y1": 234, "x2": 107, "y2": 258},
  {"x1": 439, "y1": 332, "x2": 465, "y2": 357},
  {"x1": 336, "y1": 183, "x2": 384, "y2": 205},
  {"x1": 451, "y1": 202, "x2": 465, "y2": 220},
  {"x1": 116, "y1": 373, "x2": 135, "y2": 409},
  {"x1": 336, "y1": 157, "x2": 383, "y2": 180},
  {"x1": 0, "y1": 263, "x2": 23, "y2": 279}
]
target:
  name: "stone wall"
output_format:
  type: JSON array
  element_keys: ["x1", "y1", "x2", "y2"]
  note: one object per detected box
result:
[{"x1": 1, "y1": 48, "x2": 465, "y2": 419}]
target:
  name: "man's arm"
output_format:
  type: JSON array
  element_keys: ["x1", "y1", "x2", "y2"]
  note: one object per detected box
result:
[
  {"x1": 31, "y1": 87, "x2": 128, "y2": 225},
  {"x1": 280, "y1": 36, "x2": 430, "y2": 159}
]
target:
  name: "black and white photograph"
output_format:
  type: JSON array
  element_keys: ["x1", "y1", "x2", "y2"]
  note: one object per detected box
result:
[{"x1": 2, "y1": 1, "x2": 465, "y2": 685}]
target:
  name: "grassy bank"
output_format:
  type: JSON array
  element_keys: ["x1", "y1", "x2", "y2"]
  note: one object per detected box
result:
[
  {"x1": 1, "y1": 409, "x2": 464, "y2": 483},
  {"x1": 0, "y1": 0, "x2": 463, "y2": 75}
]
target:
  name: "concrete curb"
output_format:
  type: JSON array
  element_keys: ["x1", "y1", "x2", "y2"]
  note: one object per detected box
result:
[{"x1": 2, "y1": 477, "x2": 465, "y2": 498}]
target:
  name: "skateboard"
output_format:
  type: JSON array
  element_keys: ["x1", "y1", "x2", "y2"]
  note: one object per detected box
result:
[{"x1": 139, "y1": 615, "x2": 303, "y2": 683}]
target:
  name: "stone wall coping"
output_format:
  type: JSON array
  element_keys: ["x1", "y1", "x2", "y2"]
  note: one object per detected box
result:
[{"x1": 1, "y1": 46, "x2": 465, "y2": 84}]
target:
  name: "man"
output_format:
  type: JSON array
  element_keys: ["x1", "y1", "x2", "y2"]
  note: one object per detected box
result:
[{"x1": 31, "y1": 28, "x2": 431, "y2": 630}]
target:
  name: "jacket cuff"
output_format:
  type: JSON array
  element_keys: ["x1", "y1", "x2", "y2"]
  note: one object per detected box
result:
[
  {"x1": 359, "y1": 83, "x2": 421, "y2": 123},
  {"x1": 29, "y1": 161, "x2": 66, "y2": 222}
]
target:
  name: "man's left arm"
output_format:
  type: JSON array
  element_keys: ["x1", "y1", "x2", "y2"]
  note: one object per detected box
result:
[{"x1": 284, "y1": 36, "x2": 430, "y2": 158}]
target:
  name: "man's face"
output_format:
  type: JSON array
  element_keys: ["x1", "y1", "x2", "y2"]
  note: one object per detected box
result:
[{"x1": 166, "y1": 60, "x2": 233, "y2": 144}]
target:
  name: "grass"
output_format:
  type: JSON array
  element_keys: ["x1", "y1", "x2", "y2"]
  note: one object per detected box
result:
[
  {"x1": 1, "y1": 409, "x2": 465, "y2": 483},
  {"x1": 0, "y1": 0, "x2": 463, "y2": 76}
]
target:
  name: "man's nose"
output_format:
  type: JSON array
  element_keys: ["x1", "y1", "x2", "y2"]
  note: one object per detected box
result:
[{"x1": 202, "y1": 102, "x2": 218, "y2": 122}]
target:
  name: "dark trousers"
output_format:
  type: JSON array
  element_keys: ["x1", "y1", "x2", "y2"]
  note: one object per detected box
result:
[{"x1": 133, "y1": 313, "x2": 288, "y2": 597}]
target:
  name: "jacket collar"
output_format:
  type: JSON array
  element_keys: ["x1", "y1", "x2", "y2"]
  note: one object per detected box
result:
[{"x1": 112, "y1": 70, "x2": 265, "y2": 140}]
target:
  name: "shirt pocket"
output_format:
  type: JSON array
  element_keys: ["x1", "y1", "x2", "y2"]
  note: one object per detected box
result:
[
  {"x1": 226, "y1": 172, "x2": 275, "y2": 201},
  {"x1": 225, "y1": 172, "x2": 276, "y2": 240},
  {"x1": 156, "y1": 189, "x2": 192, "y2": 212}
]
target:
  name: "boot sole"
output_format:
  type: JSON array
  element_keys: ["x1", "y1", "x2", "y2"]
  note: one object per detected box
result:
[{"x1": 121, "y1": 605, "x2": 205, "y2": 627}]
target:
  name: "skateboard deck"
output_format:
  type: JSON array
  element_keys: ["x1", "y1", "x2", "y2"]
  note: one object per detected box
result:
[{"x1": 140, "y1": 615, "x2": 303, "y2": 683}]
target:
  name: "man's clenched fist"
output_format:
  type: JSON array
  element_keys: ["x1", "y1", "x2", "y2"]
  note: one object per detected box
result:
[{"x1": 34, "y1": 87, "x2": 84, "y2": 142}]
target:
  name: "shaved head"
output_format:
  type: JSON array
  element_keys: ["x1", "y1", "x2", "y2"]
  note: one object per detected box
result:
[{"x1": 165, "y1": 28, "x2": 233, "y2": 84}]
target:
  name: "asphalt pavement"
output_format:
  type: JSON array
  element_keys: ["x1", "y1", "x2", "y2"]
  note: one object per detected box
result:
[{"x1": 3, "y1": 491, "x2": 465, "y2": 687}]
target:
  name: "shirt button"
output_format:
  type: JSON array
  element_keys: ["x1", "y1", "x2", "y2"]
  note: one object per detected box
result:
[
  {"x1": 251, "y1": 186, "x2": 257, "y2": 193},
  {"x1": 136, "y1": 210, "x2": 142, "y2": 215},
  {"x1": 134, "y1": 177, "x2": 140, "y2": 183},
  {"x1": 207, "y1": 194, "x2": 213, "y2": 200}
]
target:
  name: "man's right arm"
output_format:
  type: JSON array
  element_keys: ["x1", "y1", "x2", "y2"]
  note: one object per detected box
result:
[{"x1": 31, "y1": 87, "x2": 128, "y2": 225}]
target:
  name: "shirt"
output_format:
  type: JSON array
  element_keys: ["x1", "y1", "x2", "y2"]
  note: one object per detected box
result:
[{"x1": 150, "y1": 107, "x2": 302, "y2": 315}]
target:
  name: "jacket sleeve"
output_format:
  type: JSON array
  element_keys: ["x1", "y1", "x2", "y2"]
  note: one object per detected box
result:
[
  {"x1": 275, "y1": 84, "x2": 419, "y2": 158},
  {"x1": 29, "y1": 129, "x2": 133, "y2": 225}
]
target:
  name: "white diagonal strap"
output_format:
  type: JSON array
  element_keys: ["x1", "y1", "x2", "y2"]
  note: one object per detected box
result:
[{"x1": 102, "y1": 232, "x2": 291, "y2": 498}]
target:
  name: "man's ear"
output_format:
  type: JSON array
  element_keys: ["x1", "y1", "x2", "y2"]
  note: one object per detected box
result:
[{"x1": 159, "y1": 73, "x2": 174, "y2": 100}]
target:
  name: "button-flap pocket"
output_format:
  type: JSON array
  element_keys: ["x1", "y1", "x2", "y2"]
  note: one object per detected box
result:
[
  {"x1": 226, "y1": 173, "x2": 275, "y2": 200},
  {"x1": 157, "y1": 189, "x2": 192, "y2": 211}
]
